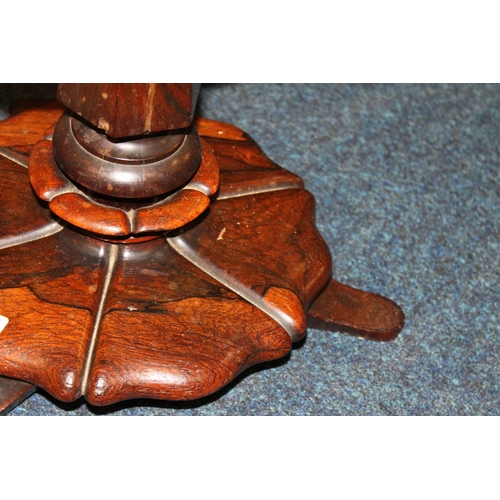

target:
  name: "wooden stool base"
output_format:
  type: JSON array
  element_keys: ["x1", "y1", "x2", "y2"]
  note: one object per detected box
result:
[{"x1": 0, "y1": 104, "x2": 404, "y2": 412}]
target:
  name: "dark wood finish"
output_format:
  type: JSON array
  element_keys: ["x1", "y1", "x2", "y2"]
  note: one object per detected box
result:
[
  {"x1": 134, "y1": 189, "x2": 209, "y2": 233},
  {"x1": 0, "y1": 122, "x2": 297, "y2": 404},
  {"x1": 0, "y1": 144, "x2": 291, "y2": 404},
  {"x1": 196, "y1": 117, "x2": 249, "y2": 141},
  {"x1": 0, "y1": 155, "x2": 62, "y2": 250},
  {"x1": 0, "y1": 101, "x2": 65, "y2": 151},
  {"x1": 196, "y1": 117, "x2": 304, "y2": 199},
  {"x1": 51, "y1": 84, "x2": 204, "y2": 202},
  {"x1": 87, "y1": 240, "x2": 291, "y2": 405},
  {"x1": 0, "y1": 98, "x2": 404, "y2": 412},
  {"x1": 308, "y1": 279, "x2": 405, "y2": 341},
  {"x1": 0, "y1": 228, "x2": 105, "y2": 401},
  {"x1": 71, "y1": 113, "x2": 184, "y2": 162},
  {"x1": 57, "y1": 84, "x2": 200, "y2": 138},
  {"x1": 52, "y1": 112, "x2": 202, "y2": 198},
  {"x1": 0, "y1": 376, "x2": 36, "y2": 415},
  {"x1": 29, "y1": 139, "x2": 72, "y2": 199},
  {"x1": 51, "y1": 193, "x2": 132, "y2": 236},
  {"x1": 29, "y1": 136, "x2": 219, "y2": 237},
  {"x1": 189, "y1": 140, "x2": 219, "y2": 195},
  {"x1": 170, "y1": 188, "x2": 332, "y2": 342}
]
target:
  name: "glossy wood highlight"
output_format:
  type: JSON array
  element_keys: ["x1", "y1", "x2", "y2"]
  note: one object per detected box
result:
[
  {"x1": 0, "y1": 155, "x2": 62, "y2": 250},
  {"x1": 0, "y1": 101, "x2": 65, "y2": 150},
  {"x1": 170, "y1": 188, "x2": 332, "y2": 341},
  {"x1": 87, "y1": 240, "x2": 291, "y2": 405},
  {"x1": 197, "y1": 118, "x2": 304, "y2": 199},
  {"x1": 0, "y1": 228, "x2": 106, "y2": 401},
  {"x1": 0, "y1": 101, "x2": 404, "y2": 411},
  {"x1": 30, "y1": 135, "x2": 218, "y2": 237},
  {"x1": 57, "y1": 84, "x2": 200, "y2": 138}
]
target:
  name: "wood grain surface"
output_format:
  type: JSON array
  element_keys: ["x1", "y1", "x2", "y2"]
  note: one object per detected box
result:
[
  {"x1": 308, "y1": 279, "x2": 405, "y2": 341},
  {"x1": 86, "y1": 239, "x2": 291, "y2": 405},
  {"x1": 0, "y1": 228, "x2": 105, "y2": 401},
  {"x1": 57, "y1": 84, "x2": 200, "y2": 137},
  {"x1": 134, "y1": 189, "x2": 210, "y2": 234},
  {"x1": 0, "y1": 104, "x2": 403, "y2": 409},
  {"x1": 0, "y1": 155, "x2": 62, "y2": 250},
  {"x1": 170, "y1": 188, "x2": 332, "y2": 342},
  {"x1": 0, "y1": 113, "x2": 297, "y2": 403},
  {"x1": 29, "y1": 140, "x2": 69, "y2": 199},
  {"x1": 197, "y1": 117, "x2": 304, "y2": 199},
  {"x1": 52, "y1": 111, "x2": 203, "y2": 199},
  {"x1": 29, "y1": 137, "x2": 218, "y2": 237},
  {"x1": 0, "y1": 101, "x2": 65, "y2": 151}
]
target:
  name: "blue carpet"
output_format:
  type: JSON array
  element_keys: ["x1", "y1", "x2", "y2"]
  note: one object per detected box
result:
[{"x1": 3, "y1": 84, "x2": 499, "y2": 415}]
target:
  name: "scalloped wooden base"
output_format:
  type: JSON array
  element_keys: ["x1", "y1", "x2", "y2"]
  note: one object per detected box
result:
[{"x1": 0, "y1": 103, "x2": 404, "y2": 412}]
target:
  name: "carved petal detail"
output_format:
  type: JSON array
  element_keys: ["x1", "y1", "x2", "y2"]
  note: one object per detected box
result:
[
  {"x1": 0, "y1": 151, "x2": 293, "y2": 403},
  {"x1": 169, "y1": 189, "x2": 332, "y2": 341},
  {"x1": 0, "y1": 229, "x2": 105, "y2": 401},
  {"x1": 195, "y1": 117, "x2": 304, "y2": 199},
  {"x1": 28, "y1": 139, "x2": 219, "y2": 236},
  {"x1": 0, "y1": 115, "x2": 332, "y2": 405},
  {"x1": 86, "y1": 241, "x2": 290, "y2": 405},
  {"x1": 0, "y1": 155, "x2": 62, "y2": 250}
]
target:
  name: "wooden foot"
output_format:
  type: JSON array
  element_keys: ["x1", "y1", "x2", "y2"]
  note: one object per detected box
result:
[
  {"x1": 0, "y1": 376, "x2": 36, "y2": 415},
  {"x1": 0, "y1": 103, "x2": 404, "y2": 411},
  {"x1": 308, "y1": 279, "x2": 405, "y2": 341}
]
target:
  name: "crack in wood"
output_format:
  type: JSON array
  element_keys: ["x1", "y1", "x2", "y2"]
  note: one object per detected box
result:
[{"x1": 144, "y1": 84, "x2": 156, "y2": 133}]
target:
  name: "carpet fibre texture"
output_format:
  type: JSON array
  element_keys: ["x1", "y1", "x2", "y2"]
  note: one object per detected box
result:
[{"x1": 2, "y1": 84, "x2": 499, "y2": 415}]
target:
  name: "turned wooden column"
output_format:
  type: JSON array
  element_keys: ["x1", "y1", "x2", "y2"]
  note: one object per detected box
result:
[
  {"x1": 29, "y1": 84, "x2": 219, "y2": 239},
  {"x1": 53, "y1": 84, "x2": 202, "y2": 199}
]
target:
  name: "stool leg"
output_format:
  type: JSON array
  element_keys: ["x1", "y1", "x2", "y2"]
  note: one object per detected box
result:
[{"x1": 0, "y1": 376, "x2": 36, "y2": 415}]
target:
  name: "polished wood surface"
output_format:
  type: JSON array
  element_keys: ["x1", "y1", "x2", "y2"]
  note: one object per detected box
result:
[
  {"x1": 0, "y1": 97, "x2": 404, "y2": 411},
  {"x1": 87, "y1": 240, "x2": 291, "y2": 405},
  {"x1": 57, "y1": 84, "x2": 200, "y2": 137},
  {"x1": 308, "y1": 279, "x2": 405, "y2": 341},
  {"x1": 0, "y1": 101, "x2": 65, "y2": 151},
  {"x1": 52, "y1": 111, "x2": 202, "y2": 199},
  {"x1": 0, "y1": 376, "x2": 36, "y2": 415},
  {"x1": 0, "y1": 154, "x2": 292, "y2": 404},
  {"x1": 52, "y1": 85, "x2": 203, "y2": 202},
  {"x1": 29, "y1": 137, "x2": 218, "y2": 237},
  {"x1": 0, "y1": 227, "x2": 105, "y2": 400},
  {"x1": 0, "y1": 154, "x2": 61, "y2": 250},
  {"x1": 170, "y1": 189, "x2": 332, "y2": 342},
  {"x1": 0, "y1": 109, "x2": 314, "y2": 404},
  {"x1": 195, "y1": 117, "x2": 305, "y2": 199}
]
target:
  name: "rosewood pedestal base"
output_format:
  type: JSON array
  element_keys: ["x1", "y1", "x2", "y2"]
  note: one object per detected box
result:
[{"x1": 0, "y1": 103, "x2": 404, "y2": 413}]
